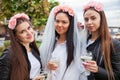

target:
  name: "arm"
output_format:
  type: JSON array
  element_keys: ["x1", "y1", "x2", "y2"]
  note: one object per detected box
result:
[
  {"x1": 0, "y1": 49, "x2": 12, "y2": 80},
  {"x1": 94, "y1": 66, "x2": 108, "y2": 80},
  {"x1": 111, "y1": 39, "x2": 120, "y2": 79},
  {"x1": 93, "y1": 39, "x2": 120, "y2": 80},
  {"x1": 84, "y1": 60, "x2": 108, "y2": 80}
]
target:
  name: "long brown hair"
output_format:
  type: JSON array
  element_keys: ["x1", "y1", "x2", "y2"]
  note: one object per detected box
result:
[
  {"x1": 8, "y1": 18, "x2": 35, "y2": 80},
  {"x1": 84, "y1": 8, "x2": 115, "y2": 80}
]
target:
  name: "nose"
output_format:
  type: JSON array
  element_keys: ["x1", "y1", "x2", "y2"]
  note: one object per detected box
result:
[
  {"x1": 87, "y1": 19, "x2": 92, "y2": 24},
  {"x1": 26, "y1": 30, "x2": 31, "y2": 35},
  {"x1": 58, "y1": 22, "x2": 62, "y2": 27}
]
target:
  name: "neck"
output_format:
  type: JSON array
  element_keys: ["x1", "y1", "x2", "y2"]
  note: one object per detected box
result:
[
  {"x1": 58, "y1": 35, "x2": 66, "y2": 43},
  {"x1": 91, "y1": 31, "x2": 99, "y2": 41},
  {"x1": 22, "y1": 43, "x2": 31, "y2": 52}
]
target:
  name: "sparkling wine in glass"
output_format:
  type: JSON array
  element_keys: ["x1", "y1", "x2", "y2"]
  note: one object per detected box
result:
[
  {"x1": 80, "y1": 51, "x2": 92, "y2": 75},
  {"x1": 49, "y1": 57, "x2": 60, "y2": 69}
]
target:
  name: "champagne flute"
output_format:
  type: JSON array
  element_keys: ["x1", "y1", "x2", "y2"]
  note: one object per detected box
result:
[
  {"x1": 49, "y1": 57, "x2": 60, "y2": 70},
  {"x1": 47, "y1": 57, "x2": 60, "y2": 78},
  {"x1": 80, "y1": 51, "x2": 92, "y2": 75}
]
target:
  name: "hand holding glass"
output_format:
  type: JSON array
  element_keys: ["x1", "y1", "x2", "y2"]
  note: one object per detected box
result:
[
  {"x1": 48, "y1": 57, "x2": 60, "y2": 71},
  {"x1": 80, "y1": 51, "x2": 92, "y2": 75}
]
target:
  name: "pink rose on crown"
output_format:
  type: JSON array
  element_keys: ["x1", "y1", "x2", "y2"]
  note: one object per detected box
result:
[
  {"x1": 54, "y1": 5, "x2": 74, "y2": 16},
  {"x1": 8, "y1": 13, "x2": 29, "y2": 30},
  {"x1": 68, "y1": 10, "x2": 74, "y2": 16},
  {"x1": 8, "y1": 18, "x2": 16, "y2": 30},
  {"x1": 83, "y1": 1, "x2": 103, "y2": 12},
  {"x1": 21, "y1": 13, "x2": 30, "y2": 20},
  {"x1": 83, "y1": 5, "x2": 89, "y2": 11},
  {"x1": 13, "y1": 13, "x2": 21, "y2": 19},
  {"x1": 95, "y1": 3, "x2": 103, "y2": 11}
]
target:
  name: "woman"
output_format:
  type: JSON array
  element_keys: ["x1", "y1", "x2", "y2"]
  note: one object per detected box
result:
[
  {"x1": 39, "y1": 5, "x2": 88, "y2": 80},
  {"x1": 0, "y1": 13, "x2": 42, "y2": 80},
  {"x1": 83, "y1": 1, "x2": 120, "y2": 80}
]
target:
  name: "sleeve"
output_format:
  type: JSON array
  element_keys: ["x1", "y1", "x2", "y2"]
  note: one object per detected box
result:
[
  {"x1": 111, "y1": 39, "x2": 120, "y2": 80},
  {"x1": 93, "y1": 39, "x2": 120, "y2": 80},
  {"x1": 0, "y1": 49, "x2": 12, "y2": 80},
  {"x1": 93, "y1": 67, "x2": 108, "y2": 80}
]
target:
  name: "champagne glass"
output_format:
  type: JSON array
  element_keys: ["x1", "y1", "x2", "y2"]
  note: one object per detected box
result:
[
  {"x1": 47, "y1": 57, "x2": 60, "y2": 78},
  {"x1": 49, "y1": 57, "x2": 60, "y2": 70},
  {"x1": 80, "y1": 51, "x2": 92, "y2": 75}
]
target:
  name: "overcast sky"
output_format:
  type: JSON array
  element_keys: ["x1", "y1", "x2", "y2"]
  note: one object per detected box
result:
[{"x1": 54, "y1": 0, "x2": 120, "y2": 27}]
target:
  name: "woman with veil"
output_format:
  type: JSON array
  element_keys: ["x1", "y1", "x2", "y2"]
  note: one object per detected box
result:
[{"x1": 39, "y1": 5, "x2": 88, "y2": 80}]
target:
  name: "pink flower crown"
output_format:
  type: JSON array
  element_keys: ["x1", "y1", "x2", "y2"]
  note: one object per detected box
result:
[
  {"x1": 83, "y1": 1, "x2": 103, "y2": 12},
  {"x1": 54, "y1": 5, "x2": 74, "y2": 16},
  {"x1": 8, "y1": 13, "x2": 30, "y2": 30}
]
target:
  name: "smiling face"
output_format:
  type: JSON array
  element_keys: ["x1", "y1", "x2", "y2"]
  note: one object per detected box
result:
[
  {"x1": 15, "y1": 21, "x2": 34, "y2": 45},
  {"x1": 84, "y1": 9, "x2": 101, "y2": 34},
  {"x1": 54, "y1": 12, "x2": 70, "y2": 36}
]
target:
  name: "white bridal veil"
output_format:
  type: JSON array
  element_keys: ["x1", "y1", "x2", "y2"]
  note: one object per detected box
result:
[{"x1": 39, "y1": 5, "x2": 88, "y2": 80}]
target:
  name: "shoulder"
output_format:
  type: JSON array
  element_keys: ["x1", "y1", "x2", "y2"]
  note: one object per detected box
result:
[
  {"x1": 0, "y1": 48, "x2": 12, "y2": 61},
  {"x1": 112, "y1": 39, "x2": 120, "y2": 49},
  {"x1": 0, "y1": 48, "x2": 12, "y2": 79},
  {"x1": 111, "y1": 39, "x2": 120, "y2": 57}
]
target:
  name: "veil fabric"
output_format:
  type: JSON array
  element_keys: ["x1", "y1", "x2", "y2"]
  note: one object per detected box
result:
[{"x1": 39, "y1": 5, "x2": 88, "y2": 80}]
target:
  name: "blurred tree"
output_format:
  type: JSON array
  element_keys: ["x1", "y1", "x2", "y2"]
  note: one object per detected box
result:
[{"x1": 0, "y1": 0, "x2": 59, "y2": 30}]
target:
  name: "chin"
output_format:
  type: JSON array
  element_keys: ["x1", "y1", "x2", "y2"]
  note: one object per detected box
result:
[{"x1": 29, "y1": 39, "x2": 34, "y2": 43}]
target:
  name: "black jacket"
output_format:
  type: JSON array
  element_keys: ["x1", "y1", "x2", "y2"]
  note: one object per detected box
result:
[
  {"x1": 0, "y1": 45, "x2": 42, "y2": 80},
  {"x1": 87, "y1": 37, "x2": 120, "y2": 80}
]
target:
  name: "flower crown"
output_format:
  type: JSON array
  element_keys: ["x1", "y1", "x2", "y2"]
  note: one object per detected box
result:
[
  {"x1": 54, "y1": 5, "x2": 74, "y2": 16},
  {"x1": 83, "y1": 1, "x2": 103, "y2": 12},
  {"x1": 8, "y1": 13, "x2": 30, "y2": 30}
]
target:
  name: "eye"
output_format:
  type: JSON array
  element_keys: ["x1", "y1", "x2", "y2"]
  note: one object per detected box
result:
[
  {"x1": 55, "y1": 19, "x2": 59, "y2": 23},
  {"x1": 91, "y1": 16, "x2": 96, "y2": 20},
  {"x1": 84, "y1": 18, "x2": 88, "y2": 22},
  {"x1": 28, "y1": 26, "x2": 31, "y2": 30},
  {"x1": 62, "y1": 21, "x2": 67, "y2": 24},
  {"x1": 20, "y1": 30, "x2": 25, "y2": 34}
]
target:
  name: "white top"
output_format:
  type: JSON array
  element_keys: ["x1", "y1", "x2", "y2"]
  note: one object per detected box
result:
[
  {"x1": 48, "y1": 41, "x2": 88, "y2": 80},
  {"x1": 50, "y1": 41, "x2": 67, "y2": 80},
  {"x1": 27, "y1": 52, "x2": 41, "y2": 79},
  {"x1": 87, "y1": 39, "x2": 95, "y2": 47}
]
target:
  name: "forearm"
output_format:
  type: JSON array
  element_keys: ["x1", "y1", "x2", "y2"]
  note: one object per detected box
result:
[
  {"x1": 0, "y1": 50, "x2": 11, "y2": 80},
  {"x1": 94, "y1": 67, "x2": 108, "y2": 80},
  {"x1": 0, "y1": 65, "x2": 10, "y2": 80}
]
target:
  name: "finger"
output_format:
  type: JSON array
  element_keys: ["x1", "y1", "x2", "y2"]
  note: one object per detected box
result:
[
  {"x1": 84, "y1": 61, "x2": 98, "y2": 73},
  {"x1": 86, "y1": 60, "x2": 96, "y2": 64},
  {"x1": 85, "y1": 64, "x2": 98, "y2": 73},
  {"x1": 47, "y1": 62, "x2": 58, "y2": 70},
  {"x1": 33, "y1": 75, "x2": 45, "y2": 80}
]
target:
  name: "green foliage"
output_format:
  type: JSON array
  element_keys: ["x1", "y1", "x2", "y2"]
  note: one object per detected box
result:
[
  {"x1": 0, "y1": 46, "x2": 5, "y2": 56},
  {"x1": 0, "y1": 0, "x2": 59, "y2": 29},
  {"x1": 4, "y1": 40, "x2": 10, "y2": 48},
  {"x1": 49, "y1": 0, "x2": 59, "y2": 10},
  {"x1": 36, "y1": 41, "x2": 41, "y2": 48},
  {"x1": 0, "y1": 40, "x2": 41, "y2": 56},
  {"x1": 0, "y1": 40, "x2": 10, "y2": 56}
]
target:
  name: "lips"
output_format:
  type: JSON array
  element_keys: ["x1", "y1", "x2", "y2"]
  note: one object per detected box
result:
[
  {"x1": 87, "y1": 26, "x2": 93, "y2": 30},
  {"x1": 57, "y1": 29, "x2": 62, "y2": 32},
  {"x1": 57, "y1": 27, "x2": 63, "y2": 32},
  {"x1": 27, "y1": 35, "x2": 33, "y2": 39}
]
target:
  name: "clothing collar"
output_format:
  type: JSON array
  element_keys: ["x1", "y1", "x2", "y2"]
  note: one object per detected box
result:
[{"x1": 87, "y1": 34, "x2": 101, "y2": 44}]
